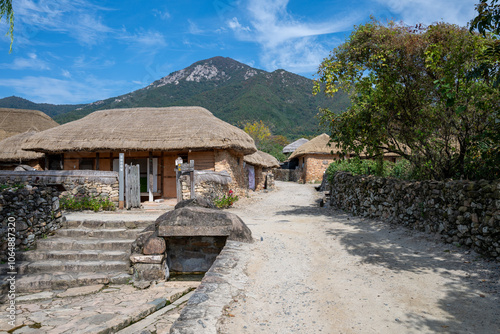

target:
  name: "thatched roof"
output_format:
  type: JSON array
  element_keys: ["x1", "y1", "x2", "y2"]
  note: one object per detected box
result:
[
  {"x1": 244, "y1": 150, "x2": 280, "y2": 168},
  {"x1": 0, "y1": 131, "x2": 44, "y2": 162},
  {"x1": 289, "y1": 133, "x2": 340, "y2": 159},
  {"x1": 22, "y1": 107, "x2": 257, "y2": 155},
  {"x1": 282, "y1": 138, "x2": 309, "y2": 154},
  {"x1": 0, "y1": 108, "x2": 59, "y2": 141}
]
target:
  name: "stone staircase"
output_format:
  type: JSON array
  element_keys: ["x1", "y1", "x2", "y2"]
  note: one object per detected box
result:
[{"x1": 1, "y1": 217, "x2": 156, "y2": 294}]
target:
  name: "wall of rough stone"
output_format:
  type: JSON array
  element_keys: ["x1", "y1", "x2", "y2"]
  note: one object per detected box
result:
[
  {"x1": 166, "y1": 236, "x2": 227, "y2": 273},
  {"x1": 180, "y1": 171, "x2": 231, "y2": 201},
  {"x1": 0, "y1": 183, "x2": 64, "y2": 262},
  {"x1": 0, "y1": 170, "x2": 119, "y2": 206},
  {"x1": 330, "y1": 172, "x2": 500, "y2": 260},
  {"x1": 274, "y1": 168, "x2": 301, "y2": 182},
  {"x1": 214, "y1": 150, "x2": 247, "y2": 197},
  {"x1": 303, "y1": 154, "x2": 336, "y2": 183}
]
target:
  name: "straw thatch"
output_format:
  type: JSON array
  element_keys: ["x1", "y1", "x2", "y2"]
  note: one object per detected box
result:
[
  {"x1": 23, "y1": 107, "x2": 257, "y2": 155},
  {"x1": 0, "y1": 108, "x2": 59, "y2": 141},
  {"x1": 244, "y1": 150, "x2": 280, "y2": 168},
  {"x1": 289, "y1": 133, "x2": 340, "y2": 159},
  {"x1": 282, "y1": 138, "x2": 309, "y2": 154},
  {"x1": 0, "y1": 131, "x2": 45, "y2": 162}
]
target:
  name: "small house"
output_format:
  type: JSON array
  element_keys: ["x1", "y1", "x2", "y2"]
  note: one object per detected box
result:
[
  {"x1": 244, "y1": 150, "x2": 280, "y2": 191},
  {"x1": 22, "y1": 107, "x2": 257, "y2": 200},
  {"x1": 288, "y1": 133, "x2": 340, "y2": 183},
  {"x1": 0, "y1": 108, "x2": 59, "y2": 170}
]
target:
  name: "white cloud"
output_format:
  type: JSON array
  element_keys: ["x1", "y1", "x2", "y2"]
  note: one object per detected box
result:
[
  {"x1": 0, "y1": 76, "x2": 128, "y2": 104},
  {"x1": 0, "y1": 53, "x2": 50, "y2": 70},
  {"x1": 188, "y1": 20, "x2": 204, "y2": 35},
  {"x1": 375, "y1": 0, "x2": 477, "y2": 26},
  {"x1": 13, "y1": 0, "x2": 114, "y2": 46},
  {"x1": 228, "y1": 0, "x2": 360, "y2": 74},
  {"x1": 228, "y1": 17, "x2": 251, "y2": 32},
  {"x1": 153, "y1": 9, "x2": 171, "y2": 21}
]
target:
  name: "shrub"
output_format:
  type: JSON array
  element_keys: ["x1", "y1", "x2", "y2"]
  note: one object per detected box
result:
[
  {"x1": 213, "y1": 190, "x2": 239, "y2": 209},
  {"x1": 60, "y1": 194, "x2": 116, "y2": 212},
  {"x1": 327, "y1": 157, "x2": 414, "y2": 183}
]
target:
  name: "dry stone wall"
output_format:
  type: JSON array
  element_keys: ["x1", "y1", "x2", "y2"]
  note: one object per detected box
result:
[
  {"x1": 0, "y1": 170, "x2": 119, "y2": 206},
  {"x1": 330, "y1": 172, "x2": 500, "y2": 260},
  {"x1": 0, "y1": 183, "x2": 64, "y2": 262}
]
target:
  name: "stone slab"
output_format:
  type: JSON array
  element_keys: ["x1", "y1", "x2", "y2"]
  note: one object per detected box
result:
[
  {"x1": 16, "y1": 291, "x2": 55, "y2": 302},
  {"x1": 130, "y1": 254, "x2": 165, "y2": 264},
  {"x1": 56, "y1": 284, "x2": 104, "y2": 298}
]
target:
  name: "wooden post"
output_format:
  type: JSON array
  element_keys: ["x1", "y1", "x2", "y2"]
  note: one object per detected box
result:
[
  {"x1": 125, "y1": 164, "x2": 130, "y2": 209},
  {"x1": 95, "y1": 152, "x2": 100, "y2": 171},
  {"x1": 189, "y1": 160, "x2": 195, "y2": 199},
  {"x1": 44, "y1": 155, "x2": 49, "y2": 170},
  {"x1": 119, "y1": 153, "x2": 124, "y2": 209},
  {"x1": 160, "y1": 152, "x2": 164, "y2": 197},
  {"x1": 175, "y1": 157, "x2": 183, "y2": 203},
  {"x1": 148, "y1": 151, "x2": 153, "y2": 202}
]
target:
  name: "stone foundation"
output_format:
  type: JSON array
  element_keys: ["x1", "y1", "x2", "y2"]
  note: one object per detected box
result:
[{"x1": 330, "y1": 172, "x2": 500, "y2": 260}]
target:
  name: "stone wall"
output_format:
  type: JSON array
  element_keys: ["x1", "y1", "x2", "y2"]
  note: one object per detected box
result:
[
  {"x1": 274, "y1": 168, "x2": 301, "y2": 182},
  {"x1": 303, "y1": 154, "x2": 335, "y2": 183},
  {"x1": 0, "y1": 170, "x2": 119, "y2": 206},
  {"x1": 180, "y1": 170, "x2": 231, "y2": 201},
  {"x1": 214, "y1": 150, "x2": 246, "y2": 197},
  {"x1": 330, "y1": 172, "x2": 500, "y2": 260},
  {"x1": 0, "y1": 183, "x2": 64, "y2": 262},
  {"x1": 166, "y1": 236, "x2": 227, "y2": 272}
]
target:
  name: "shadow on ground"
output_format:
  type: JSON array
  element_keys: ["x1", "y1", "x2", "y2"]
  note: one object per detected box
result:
[{"x1": 277, "y1": 204, "x2": 500, "y2": 333}]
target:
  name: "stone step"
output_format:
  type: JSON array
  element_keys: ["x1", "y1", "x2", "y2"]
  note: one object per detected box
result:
[
  {"x1": 37, "y1": 237, "x2": 135, "y2": 251},
  {"x1": 4, "y1": 260, "x2": 131, "y2": 275},
  {"x1": 18, "y1": 250, "x2": 129, "y2": 262},
  {"x1": 63, "y1": 220, "x2": 152, "y2": 230},
  {"x1": 0, "y1": 271, "x2": 131, "y2": 294},
  {"x1": 56, "y1": 228, "x2": 142, "y2": 239}
]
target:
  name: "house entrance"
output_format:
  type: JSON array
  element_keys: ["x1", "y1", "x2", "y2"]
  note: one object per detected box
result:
[{"x1": 113, "y1": 157, "x2": 159, "y2": 198}]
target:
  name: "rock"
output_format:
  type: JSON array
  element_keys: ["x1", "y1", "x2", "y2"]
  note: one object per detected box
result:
[
  {"x1": 157, "y1": 207, "x2": 253, "y2": 243},
  {"x1": 143, "y1": 237, "x2": 166, "y2": 255},
  {"x1": 133, "y1": 263, "x2": 165, "y2": 281},
  {"x1": 133, "y1": 280, "x2": 151, "y2": 289},
  {"x1": 175, "y1": 197, "x2": 216, "y2": 210},
  {"x1": 56, "y1": 284, "x2": 104, "y2": 298},
  {"x1": 130, "y1": 254, "x2": 165, "y2": 264}
]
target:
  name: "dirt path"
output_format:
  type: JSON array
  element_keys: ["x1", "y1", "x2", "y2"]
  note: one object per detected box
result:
[{"x1": 218, "y1": 181, "x2": 499, "y2": 334}]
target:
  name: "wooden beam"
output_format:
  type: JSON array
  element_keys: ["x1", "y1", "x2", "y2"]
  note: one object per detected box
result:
[{"x1": 149, "y1": 151, "x2": 153, "y2": 202}]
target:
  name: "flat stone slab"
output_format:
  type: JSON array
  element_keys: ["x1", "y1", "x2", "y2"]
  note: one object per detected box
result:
[
  {"x1": 56, "y1": 284, "x2": 104, "y2": 298},
  {"x1": 130, "y1": 254, "x2": 165, "y2": 264},
  {"x1": 16, "y1": 291, "x2": 55, "y2": 302},
  {"x1": 157, "y1": 207, "x2": 252, "y2": 242},
  {"x1": 0, "y1": 281, "x2": 199, "y2": 333}
]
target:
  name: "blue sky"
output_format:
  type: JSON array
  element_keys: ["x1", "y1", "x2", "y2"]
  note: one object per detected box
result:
[{"x1": 0, "y1": 0, "x2": 478, "y2": 105}]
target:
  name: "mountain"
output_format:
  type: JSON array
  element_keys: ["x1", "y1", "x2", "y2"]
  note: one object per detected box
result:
[
  {"x1": 0, "y1": 96, "x2": 85, "y2": 119},
  {"x1": 1, "y1": 57, "x2": 349, "y2": 139}
]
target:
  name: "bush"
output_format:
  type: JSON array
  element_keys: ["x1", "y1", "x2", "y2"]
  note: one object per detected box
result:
[
  {"x1": 326, "y1": 157, "x2": 414, "y2": 183},
  {"x1": 60, "y1": 194, "x2": 116, "y2": 212},
  {"x1": 213, "y1": 190, "x2": 239, "y2": 209}
]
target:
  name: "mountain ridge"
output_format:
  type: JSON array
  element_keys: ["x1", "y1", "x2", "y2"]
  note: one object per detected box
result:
[{"x1": 0, "y1": 57, "x2": 349, "y2": 139}]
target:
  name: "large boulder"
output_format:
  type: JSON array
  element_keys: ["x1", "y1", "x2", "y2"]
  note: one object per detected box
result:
[
  {"x1": 157, "y1": 207, "x2": 253, "y2": 243},
  {"x1": 174, "y1": 196, "x2": 216, "y2": 210}
]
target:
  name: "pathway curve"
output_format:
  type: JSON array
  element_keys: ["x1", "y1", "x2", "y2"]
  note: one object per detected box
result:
[{"x1": 218, "y1": 181, "x2": 499, "y2": 333}]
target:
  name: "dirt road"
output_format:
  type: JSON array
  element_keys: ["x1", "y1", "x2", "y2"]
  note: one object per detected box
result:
[{"x1": 218, "y1": 181, "x2": 499, "y2": 333}]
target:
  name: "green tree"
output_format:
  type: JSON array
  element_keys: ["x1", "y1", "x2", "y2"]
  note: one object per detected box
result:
[
  {"x1": 243, "y1": 121, "x2": 288, "y2": 161},
  {"x1": 315, "y1": 20, "x2": 499, "y2": 180},
  {"x1": 1, "y1": 0, "x2": 14, "y2": 52}
]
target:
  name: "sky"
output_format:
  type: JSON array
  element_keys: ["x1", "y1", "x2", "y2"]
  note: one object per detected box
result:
[{"x1": 0, "y1": 0, "x2": 479, "y2": 105}]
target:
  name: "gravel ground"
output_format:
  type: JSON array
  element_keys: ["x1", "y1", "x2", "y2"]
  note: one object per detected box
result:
[{"x1": 217, "y1": 181, "x2": 500, "y2": 334}]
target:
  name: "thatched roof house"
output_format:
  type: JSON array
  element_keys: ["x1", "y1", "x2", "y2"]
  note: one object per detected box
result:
[
  {"x1": 23, "y1": 107, "x2": 257, "y2": 199},
  {"x1": 244, "y1": 150, "x2": 280, "y2": 169},
  {"x1": 288, "y1": 133, "x2": 340, "y2": 183},
  {"x1": 244, "y1": 150, "x2": 280, "y2": 191},
  {"x1": 0, "y1": 131, "x2": 44, "y2": 163},
  {"x1": 282, "y1": 138, "x2": 309, "y2": 154},
  {"x1": 0, "y1": 108, "x2": 59, "y2": 141},
  {"x1": 23, "y1": 107, "x2": 255, "y2": 154}
]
